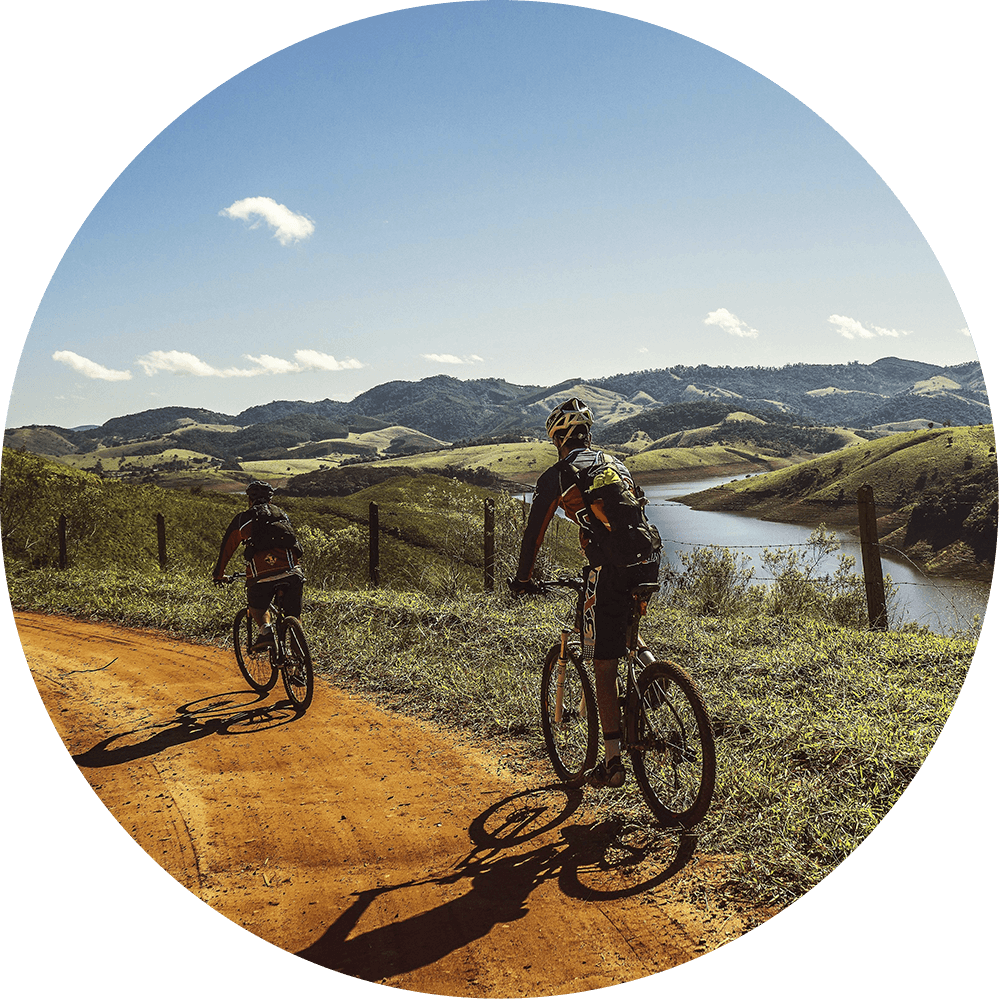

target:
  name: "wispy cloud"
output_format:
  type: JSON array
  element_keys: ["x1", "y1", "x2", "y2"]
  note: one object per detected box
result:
[
  {"x1": 960, "y1": 327, "x2": 971, "y2": 337},
  {"x1": 134, "y1": 348, "x2": 364, "y2": 378},
  {"x1": 136, "y1": 350, "x2": 261, "y2": 377},
  {"x1": 704, "y1": 308, "x2": 759, "y2": 339},
  {"x1": 244, "y1": 353, "x2": 301, "y2": 374},
  {"x1": 52, "y1": 350, "x2": 132, "y2": 381},
  {"x1": 220, "y1": 196, "x2": 315, "y2": 246},
  {"x1": 294, "y1": 349, "x2": 365, "y2": 371},
  {"x1": 829, "y1": 315, "x2": 910, "y2": 340},
  {"x1": 638, "y1": 346, "x2": 649, "y2": 354},
  {"x1": 421, "y1": 353, "x2": 483, "y2": 365}
]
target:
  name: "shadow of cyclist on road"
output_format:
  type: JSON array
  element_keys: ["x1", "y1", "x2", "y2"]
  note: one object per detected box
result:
[
  {"x1": 72, "y1": 689, "x2": 302, "y2": 767},
  {"x1": 297, "y1": 784, "x2": 697, "y2": 982}
]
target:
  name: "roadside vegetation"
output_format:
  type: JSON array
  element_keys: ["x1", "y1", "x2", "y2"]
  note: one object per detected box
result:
[{"x1": 2, "y1": 445, "x2": 978, "y2": 911}]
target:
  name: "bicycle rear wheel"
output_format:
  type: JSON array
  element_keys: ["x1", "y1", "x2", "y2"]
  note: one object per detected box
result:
[
  {"x1": 628, "y1": 660, "x2": 715, "y2": 828},
  {"x1": 233, "y1": 610, "x2": 278, "y2": 693},
  {"x1": 280, "y1": 617, "x2": 314, "y2": 713},
  {"x1": 540, "y1": 643, "x2": 598, "y2": 785}
]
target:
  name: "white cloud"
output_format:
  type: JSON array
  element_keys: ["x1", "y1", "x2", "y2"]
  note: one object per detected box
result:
[
  {"x1": 421, "y1": 353, "x2": 483, "y2": 365},
  {"x1": 52, "y1": 350, "x2": 132, "y2": 381},
  {"x1": 829, "y1": 315, "x2": 910, "y2": 340},
  {"x1": 294, "y1": 349, "x2": 365, "y2": 371},
  {"x1": 134, "y1": 348, "x2": 365, "y2": 378},
  {"x1": 704, "y1": 308, "x2": 759, "y2": 339},
  {"x1": 960, "y1": 327, "x2": 971, "y2": 337},
  {"x1": 638, "y1": 346, "x2": 649, "y2": 354},
  {"x1": 136, "y1": 350, "x2": 260, "y2": 378},
  {"x1": 219, "y1": 196, "x2": 315, "y2": 246},
  {"x1": 245, "y1": 353, "x2": 301, "y2": 374}
]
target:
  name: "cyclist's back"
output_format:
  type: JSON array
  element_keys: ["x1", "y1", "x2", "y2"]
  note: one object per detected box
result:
[{"x1": 515, "y1": 444, "x2": 639, "y2": 577}]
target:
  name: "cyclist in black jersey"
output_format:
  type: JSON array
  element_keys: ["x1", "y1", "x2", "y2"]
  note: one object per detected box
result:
[
  {"x1": 511, "y1": 398, "x2": 660, "y2": 789},
  {"x1": 213, "y1": 480, "x2": 304, "y2": 651}
]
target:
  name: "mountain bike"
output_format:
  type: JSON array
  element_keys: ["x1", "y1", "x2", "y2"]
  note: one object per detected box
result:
[
  {"x1": 224, "y1": 575, "x2": 314, "y2": 712},
  {"x1": 531, "y1": 576, "x2": 715, "y2": 828}
]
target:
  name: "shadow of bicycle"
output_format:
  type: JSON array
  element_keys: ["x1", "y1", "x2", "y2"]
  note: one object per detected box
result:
[
  {"x1": 298, "y1": 783, "x2": 697, "y2": 981},
  {"x1": 469, "y1": 784, "x2": 698, "y2": 901},
  {"x1": 72, "y1": 689, "x2": 305, "y2": 768}
]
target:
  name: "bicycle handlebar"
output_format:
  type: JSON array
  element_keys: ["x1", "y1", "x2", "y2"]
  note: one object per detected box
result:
[
  {"x1": 509, "y1": 576, "x2": 584, "y2": 596},
  {"x1": 512, "y1": 576, "x2": 658, "y2": 601},
  {"x1": 538, "y1": 577, "x2": 585, "y2": 593}
]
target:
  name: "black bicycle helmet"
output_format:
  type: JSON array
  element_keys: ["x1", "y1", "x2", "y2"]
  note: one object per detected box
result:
[
  {"x1": 246, "y1": 480, "x2": 275, "y2": 504},
  {"x1": 545, "y1": 397, "x2": 593, "y2": 442}
]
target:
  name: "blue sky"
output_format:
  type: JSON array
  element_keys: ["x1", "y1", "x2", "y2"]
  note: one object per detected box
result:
[{"x1": 6, "y1": 0, "x2": 979, "y2": 429}]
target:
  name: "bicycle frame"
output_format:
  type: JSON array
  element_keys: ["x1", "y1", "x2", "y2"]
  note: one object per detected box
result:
[{"x1": 263, "y1": 599, "x2": 292, "y2": 665}]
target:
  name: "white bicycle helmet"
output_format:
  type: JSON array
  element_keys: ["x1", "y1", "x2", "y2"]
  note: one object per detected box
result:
[{"x1": 545, "y1": 397, "x2": 593, "y2": 442}]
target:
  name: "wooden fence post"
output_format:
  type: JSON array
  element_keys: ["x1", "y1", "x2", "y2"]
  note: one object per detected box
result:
[
  {"x1": 484, "y1": 497, "x2": 495, "y2": 592},
  {"x1": 368, "y1": 501, "x2": 380, "y2": 587},
  {"x1": 156, "y1": 513, "x2": 167, "y2": 569},
  {"x1": 58, "y1": 514, "x2": 67, "y2": 570},
  {"x1": 857, "y1": 484, "x2": 888, "y2": 630}
]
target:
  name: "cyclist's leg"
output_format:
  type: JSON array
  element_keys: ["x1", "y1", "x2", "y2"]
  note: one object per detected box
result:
[
  {"x1": 586, "y1": 565, "x2": 631, "y2": 786},
  {"x1": 246, "y1": 579, "x2": 277, "y2": 645},
  {"x1": 593, "y1": 658, "x2": 621, "y2": 750},
  {"x1": 249, "y1": 607, "x2": 270, "y2": 627},
  {"x1": 276, "y1": 574, "x2": 304, "y2": 619}
]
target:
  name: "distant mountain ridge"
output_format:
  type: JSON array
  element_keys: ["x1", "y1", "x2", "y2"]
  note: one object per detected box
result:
[{"x1": 5, "y1": 357, "x2": 990, "y2": 454}]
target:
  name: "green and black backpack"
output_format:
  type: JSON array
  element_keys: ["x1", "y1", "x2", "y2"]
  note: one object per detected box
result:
[{"x1": 561, "y1": 451, "x2": 662, "y2": 567}]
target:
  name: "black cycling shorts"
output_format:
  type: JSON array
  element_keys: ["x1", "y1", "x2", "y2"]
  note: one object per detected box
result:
[
  {"x1": 246, "y1": 574, "x2": 303, "y2": 618},
  {"x1": 581, "y1": 557, "x2": 660, "y2": 660}
]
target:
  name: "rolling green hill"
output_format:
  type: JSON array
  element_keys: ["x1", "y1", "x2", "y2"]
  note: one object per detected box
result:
[
  {"x1": 681, "y1": 425, "x2": 998, "y2": 578},
  {"x1": 1, "y1": 449, "x2": 579, "y2": 592}
]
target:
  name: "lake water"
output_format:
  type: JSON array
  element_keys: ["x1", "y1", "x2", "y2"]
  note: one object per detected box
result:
[
  {"x1": 642, "y1": 476, "x2": 991, "y2": 635},
  {"x1": 517, "y1": 475, "x2": 992, "y2": 634}
]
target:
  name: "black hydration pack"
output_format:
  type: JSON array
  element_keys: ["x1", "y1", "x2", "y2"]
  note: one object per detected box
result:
[
  {"x1": 561, "y1": 451, "x2": 662, "y2": 567},
  {"x1": 243, "y1": 503, "x2": 302, "y2": 560}
]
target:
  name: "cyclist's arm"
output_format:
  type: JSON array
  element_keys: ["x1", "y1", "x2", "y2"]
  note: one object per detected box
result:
[
  {"x1": 514, "y1": 467, "x2": 561, "y2": 582},
  {"x1": 212, "y1": 512, "x2": 250, "y2": 581}
]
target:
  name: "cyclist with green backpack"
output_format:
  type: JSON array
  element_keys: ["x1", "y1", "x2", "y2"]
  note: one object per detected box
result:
[
  {"x1": 213, "y1": 480, "x2": 304, "y2": 651},
  {"x1": 510, "y1": 398, "x2": 661, "y2": 789}
]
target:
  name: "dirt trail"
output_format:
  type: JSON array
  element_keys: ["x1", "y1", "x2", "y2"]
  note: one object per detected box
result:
[{"x1": 17, "y1": 611, "x2": 770, "y2": 996}]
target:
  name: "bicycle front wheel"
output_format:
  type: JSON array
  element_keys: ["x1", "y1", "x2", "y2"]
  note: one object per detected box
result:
[
  {"x1": 628, "y1": 660, "x2": 716, "y2": 828},
  {"x1": 233, "y1": 610, "x2": 278, "y2": 693},
  {"x1": 540, "y1": 643, "x2": 599, "y2": 785},
  {"x1": 280, "y1": 618, "x2": 314, "y2": 713}
]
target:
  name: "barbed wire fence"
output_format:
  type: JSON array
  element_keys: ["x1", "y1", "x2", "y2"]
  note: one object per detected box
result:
[{"x1": 44, "y1": 482, "x2": 988, "y2": 634}]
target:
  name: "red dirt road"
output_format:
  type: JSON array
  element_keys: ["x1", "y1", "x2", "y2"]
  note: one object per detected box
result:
[{"x1": 17, "y1": 610, "x2": 770, "y2": 996}]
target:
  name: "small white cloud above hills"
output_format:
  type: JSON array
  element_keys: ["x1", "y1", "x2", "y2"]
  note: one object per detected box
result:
[
  {"x1": 52, "y1": 350, "x2": 132, "y2": 381},
  {"x1": 219, "y1": 196, "x2": 315, "y2": 246},
  {"x1": 704, "y1": 308, "x2": 759, "y2": 339}
]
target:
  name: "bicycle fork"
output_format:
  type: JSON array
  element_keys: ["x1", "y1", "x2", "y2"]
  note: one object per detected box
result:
[{"x1": 554, "y1": 628, "x2": 586, "y2": 725}]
